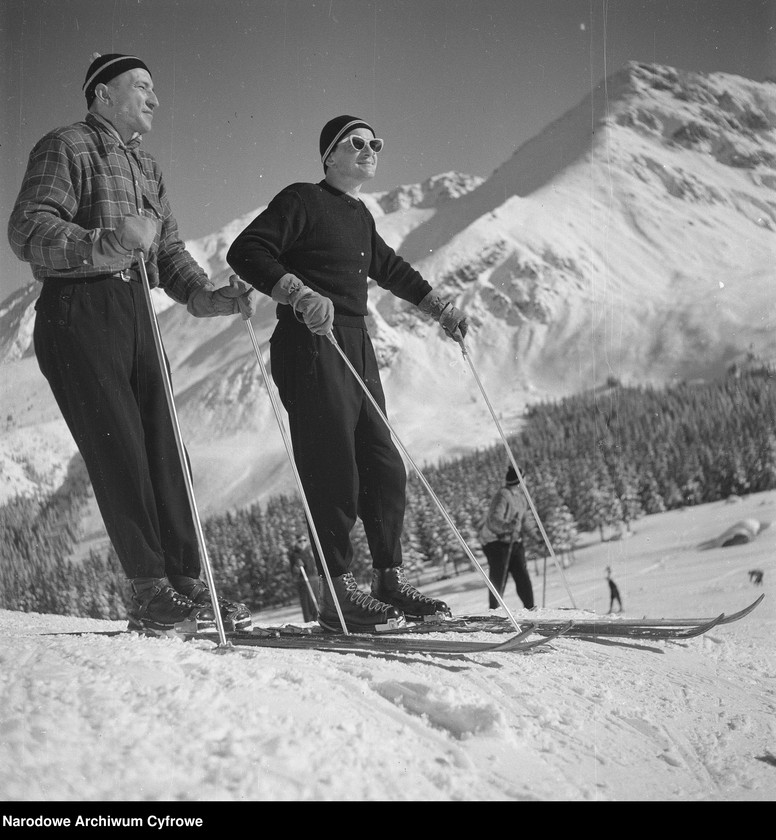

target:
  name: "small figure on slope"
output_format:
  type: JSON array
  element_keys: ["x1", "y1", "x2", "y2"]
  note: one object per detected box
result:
[{"x1": 606, "y1": 566, "x2": 623, "y2": 614}]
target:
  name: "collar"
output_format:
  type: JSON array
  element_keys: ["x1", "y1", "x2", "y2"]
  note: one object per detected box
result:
[
  {"x1": 85, "y1": 113, "x2": 143, "y2": 155},
  {"x1": 319, "y1": 179, "x2": 363, "y2": 202}
]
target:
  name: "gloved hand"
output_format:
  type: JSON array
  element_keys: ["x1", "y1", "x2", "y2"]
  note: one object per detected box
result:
[
  {"x1": 271, "y1": 274, "x2": 334, "y2": 336},
  {"x1": 142, "y1": 260, "x2": 159, "y2": 288},
  {"x1": 113, "y1": 214, "x2": 158, "y2": 254},
  {"x1": 418, "y1": 290, "x2": 468, "y2": 341},
  {"x1": 187, "y1": 275, "x2": 260, "y2": 319},
  {"x1": 216, "y1": 274, "x2": 260, "y2": 319}
]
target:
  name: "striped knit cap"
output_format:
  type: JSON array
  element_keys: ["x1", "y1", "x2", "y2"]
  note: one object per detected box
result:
[
  {"x1": 83, "y1": 53, "x2": 151, "y2": 106},
  {"x1": 319, "y1": 115, "x2": 375, "y2": 171}
]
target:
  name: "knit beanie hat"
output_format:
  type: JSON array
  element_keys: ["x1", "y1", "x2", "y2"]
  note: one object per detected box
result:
[
  {"x1": 83, "y1": 53, "x2": 151, "y2": 106},
  {"x1": 319, "y1": 115, "x2": 375, "y2": 171},
  {"x1": 505, "y1": 466, "x2": 519, "y2": 486}
]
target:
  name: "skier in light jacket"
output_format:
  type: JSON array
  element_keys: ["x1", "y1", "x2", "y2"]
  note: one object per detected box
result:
[{"x1": 479, "y1": 467, "x2": 535, "y2": 610}]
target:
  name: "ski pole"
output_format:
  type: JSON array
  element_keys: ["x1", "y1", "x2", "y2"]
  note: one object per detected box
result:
[
  {"x1": 500, "y1": 538, "x2": 514, "y2": 599},
  {"x1": 324, "y1": 332, "x2": 523, "y2": 634},
  {"x1": 243, "y1": 320, "x2": 349, "y2": 635},
  {"x1": 299, "y1": 566, "x2": 320, "y2": 614},
  {"x1": 135, "y1": 254, "x2": 230, "y2": 647},
  {"x1": 456, "y1": 337, "x2": 577, "y2": 608}
]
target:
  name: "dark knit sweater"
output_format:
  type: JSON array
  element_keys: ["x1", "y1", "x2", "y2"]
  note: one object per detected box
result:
[{"x1": 226, "y1": 180, "x2": 432, "y2": 317}]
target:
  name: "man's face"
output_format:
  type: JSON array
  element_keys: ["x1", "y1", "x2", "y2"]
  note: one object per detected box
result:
[
  {"x1": 327, "y1": 127, "x2": 379, "y2": 182},
  {"x1": 105, "y1": 68, "x2": 158, "y2": 138}
]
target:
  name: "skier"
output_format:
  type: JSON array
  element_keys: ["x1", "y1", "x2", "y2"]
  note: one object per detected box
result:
[
  {"x1": 479, "y1": 467, "x2": 535, "y2": 610},
  {"x1": 288, "y1": 534, "x2": 319, "y2": 622},
  {"x1": 227, "y1": 115, "x2": 468, "y2": 632},
  {"x1": 606, "y1": 566, "x2": 623, "y2": 613},
  {"x1": 7, "y1": 53, "x2": 259, "y2": 636}
]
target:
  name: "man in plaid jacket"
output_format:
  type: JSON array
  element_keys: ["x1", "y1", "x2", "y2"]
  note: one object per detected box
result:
[{"x1": 7, "y1": 53, "x2": 258, "y2": 636}]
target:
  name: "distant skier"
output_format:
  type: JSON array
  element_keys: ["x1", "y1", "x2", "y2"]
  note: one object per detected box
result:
[
  {"x1": 749, "y1": 569, "x2": 764, "y2": 586},
  {"x1": 606, "y1": 567, "x2": 623, "y2": 613},
  {"x1": 479, "y1": 467, "x2": 535, "y2": 610}
]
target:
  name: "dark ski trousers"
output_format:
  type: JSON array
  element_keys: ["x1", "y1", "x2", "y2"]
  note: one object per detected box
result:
[
  {"x1": 270, "y1": 315, "x2": 406, "y2": 577},
  {"x1": 33, "y1": 275, "x2": 201, "y2": 580},
  {"x1": 483, "y1": 540, "x2": 534, "y2": 609},
  {"x1": 608, "y1": 580, "x2": 623, "y2": 612}
]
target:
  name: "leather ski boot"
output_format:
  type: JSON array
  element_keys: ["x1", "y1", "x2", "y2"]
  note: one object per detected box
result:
[
  {"x1": 372, "y1": 567, "x2": 452, "y2": 621},
  {"x1": 169, "y1": 575, "x2": 252, "y2": 631},
  {"x1": 318, "y1": 572, "x2": 406, "y2": 633},
  {"x1": 127, "y1": 578, "x2": 202, "y2": 637}
]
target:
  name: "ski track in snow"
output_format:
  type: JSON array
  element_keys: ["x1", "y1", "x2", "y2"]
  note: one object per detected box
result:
[{"x1": 1, "y1": 493, "x2": 775, "y2": 802}]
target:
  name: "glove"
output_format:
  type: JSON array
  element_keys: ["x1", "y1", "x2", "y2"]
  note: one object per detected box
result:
[
  {"x1": 271, "y1": 274, "x2": 334, "y2": 336},
  {"x1": 418, "y1": 290, "x2": 468, "y2": 341},
  {"x1": 216, "y1": 274, "x2": 260, "y2": 319},
  {"x1": 112, "y1": 214, "x2": 158, "y2": 255},
  {"x1": 187, "y1": 275, "x2": 260, "y2": 319}
]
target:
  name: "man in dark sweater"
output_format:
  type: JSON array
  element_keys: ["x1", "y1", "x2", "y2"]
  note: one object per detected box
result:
[{"x1": 227, "y1": 115, "x2": 467, "y2": 632}]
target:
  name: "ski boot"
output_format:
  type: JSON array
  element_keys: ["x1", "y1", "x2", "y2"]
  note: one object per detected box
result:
[
  {"x1": 372, "y1": 567, "x2": 452, "y2": 622},
  {"x1": 318, "y1": 572, "x2": 406, "y2": 633},
  {"x1": 127, "y1": 578, "x2": 202, "y2": 637},
  {"x1": 169, "y1": 575, "x2": 253, "y2": 632}
]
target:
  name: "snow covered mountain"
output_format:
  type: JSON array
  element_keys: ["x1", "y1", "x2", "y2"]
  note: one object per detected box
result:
[{"x1": 1, "y1": 62, "x2": 774, "y2": 523}]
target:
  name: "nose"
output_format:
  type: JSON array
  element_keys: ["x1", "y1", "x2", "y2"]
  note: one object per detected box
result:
[{"x1": 148, "y1": 91, "x2": 159, "y2": 109}]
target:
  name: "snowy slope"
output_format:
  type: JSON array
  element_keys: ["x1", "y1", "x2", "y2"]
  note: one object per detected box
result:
[{"x1": 1, "y1": 491, "x2": 774, "y2": 802}]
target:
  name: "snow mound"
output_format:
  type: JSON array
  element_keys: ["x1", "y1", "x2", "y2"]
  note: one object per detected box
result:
[{"x1": 698, "y1": 518, "x2": 771, "y2": 549}]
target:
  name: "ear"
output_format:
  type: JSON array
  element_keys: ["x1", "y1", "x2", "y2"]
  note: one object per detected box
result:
[{"x1": 94, "y1": 82, "x2": 112, "y2": 105}]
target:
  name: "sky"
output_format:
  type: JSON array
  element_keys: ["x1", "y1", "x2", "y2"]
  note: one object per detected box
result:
[{"x1": 1, "y1": 0, "x2": 774, "y2": 301}]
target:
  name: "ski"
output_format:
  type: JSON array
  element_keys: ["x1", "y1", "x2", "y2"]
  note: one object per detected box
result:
[
  {"x1": 406, "y1": 594, "x2": 765, "y2": 638},
  {"x1": 41, "y1": 623, "x2": 571, "y2": 655},
  {"x1": 39, "y1": 594, "x2": 762, "y2": 648},
  {"x1": 541, "y1": 614, "x2": 725, "y2": 639},
  {"x1": 189, "y1": 622, "x2": 571, "y2": 655},
  {"x1": 414, "y1": 614, "x2": 726, "y2": 639},
  {"x1": 257, "y1": 614, "x2": 725, "y2": 640}
]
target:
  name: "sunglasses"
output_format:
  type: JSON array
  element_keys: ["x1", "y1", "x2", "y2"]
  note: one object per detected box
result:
[{"x1": 338, "y1": 135, "x2": 384, "y2": 153}]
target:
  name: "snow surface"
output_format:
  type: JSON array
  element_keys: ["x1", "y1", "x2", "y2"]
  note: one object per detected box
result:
[{"x1": 1, "y1": 492, "x2": 775, "y2": 803}]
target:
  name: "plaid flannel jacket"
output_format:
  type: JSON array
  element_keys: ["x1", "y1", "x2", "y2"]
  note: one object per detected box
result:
[{"x1": 7, "y1": 113, "x2": 209, "y2": 303}]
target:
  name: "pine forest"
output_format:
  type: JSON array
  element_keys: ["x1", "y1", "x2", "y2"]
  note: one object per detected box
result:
[{"x1": 2, "y1": 366, "x2": 774, "y2": 618}]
